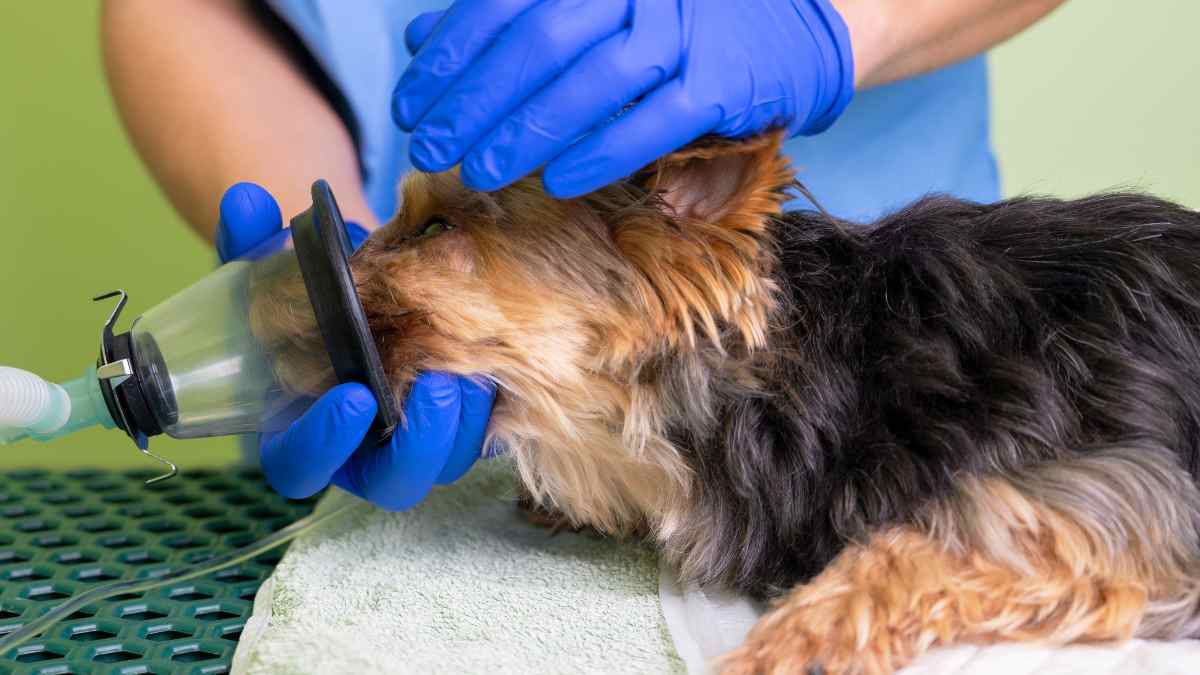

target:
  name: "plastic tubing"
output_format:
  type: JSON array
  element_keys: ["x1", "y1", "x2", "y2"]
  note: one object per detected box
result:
[
  {"x1": 0, "y1": 366, "x2": 70, "y2": 437},
  {"x1": 0, "y1": 497, "x2": 359, "y2": 654},
  {"x1": 0, "y1": 365, "x2": 114, "y2": 445}
]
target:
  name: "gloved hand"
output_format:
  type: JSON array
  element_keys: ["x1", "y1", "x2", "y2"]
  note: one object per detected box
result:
[
  {"x1": 392, "y1": 0, "x2": 854, "y2": 198},
  {"x1": 216, "y1": 183, "x2": 496, "y2": 510}
]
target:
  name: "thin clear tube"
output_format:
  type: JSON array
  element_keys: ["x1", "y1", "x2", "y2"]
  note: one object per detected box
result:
[{"x1": 0, "y1": 498, "x2": 358, "y2": 654}]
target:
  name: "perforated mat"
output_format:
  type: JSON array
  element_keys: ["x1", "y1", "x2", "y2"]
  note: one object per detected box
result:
[{"x1": 0, "y1": 467, "x2": 315, "y2": 674}]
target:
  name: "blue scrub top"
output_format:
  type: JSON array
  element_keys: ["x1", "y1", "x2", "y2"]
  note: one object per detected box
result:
[{"x1": 263, "y1": 0, "x2": 1000, "y2": 225}]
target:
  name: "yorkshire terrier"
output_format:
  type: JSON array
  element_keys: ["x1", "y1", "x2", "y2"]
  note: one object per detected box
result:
[{"x1": 251, "y1": 132, "x2": 1200, "y2": 674}]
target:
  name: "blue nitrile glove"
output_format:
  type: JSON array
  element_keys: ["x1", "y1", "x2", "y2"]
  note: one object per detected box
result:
[
  {"x1": 216, "y1": 183, "x2": 496, "y2": 509},
  {"x1": 392, "y1": 0, "x2": 854, "y2": 198}
]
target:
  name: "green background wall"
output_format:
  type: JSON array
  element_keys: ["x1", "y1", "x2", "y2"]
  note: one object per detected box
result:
[{"x1": 1, "y1": 3, "x2": 1197, "y2": 471}]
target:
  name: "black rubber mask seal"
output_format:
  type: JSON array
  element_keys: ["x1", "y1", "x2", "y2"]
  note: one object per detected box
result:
[{"x1": 290, "y1": 180, "x2": 400, "y2": 446}]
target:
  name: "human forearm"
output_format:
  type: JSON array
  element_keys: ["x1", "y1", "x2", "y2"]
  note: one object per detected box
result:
[
  {"x1": 101, "y1": 0, "x2": 378, "y2": 241},
  {"x1": 832, "y1": 0, "x2": 1066, "y2": 89}
]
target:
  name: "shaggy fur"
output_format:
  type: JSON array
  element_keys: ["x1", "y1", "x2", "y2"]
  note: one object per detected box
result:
[{"x1": 249, "y1": 133, "x2": 1200, "y2": 673}]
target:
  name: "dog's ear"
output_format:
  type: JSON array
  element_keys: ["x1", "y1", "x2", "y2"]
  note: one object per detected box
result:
[
  {"x1": 596, "y1": 132, "x2": 790, "y2": 357},
  {"x1": 638, "y1": 131, "x2": 793, "y2": 227}
]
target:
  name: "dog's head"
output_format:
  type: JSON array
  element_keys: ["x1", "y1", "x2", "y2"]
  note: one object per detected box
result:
[{"x1": 254, "y1": 133, "x2": 796, "y2": 533}]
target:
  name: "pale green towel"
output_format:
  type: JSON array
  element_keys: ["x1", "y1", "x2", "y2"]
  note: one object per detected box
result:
[{"x1": 234, "y1": 461, "x2": 685, "y2": 674}]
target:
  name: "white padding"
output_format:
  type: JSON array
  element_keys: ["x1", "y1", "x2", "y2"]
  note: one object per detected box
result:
[{"x1": 659, "y1": 564, "x2": 1200, "y2": 675}]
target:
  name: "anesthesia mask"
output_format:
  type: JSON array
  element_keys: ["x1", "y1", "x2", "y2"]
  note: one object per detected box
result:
[{"x1": 0, "y1": 181, "x2": 400, "y2": 482}]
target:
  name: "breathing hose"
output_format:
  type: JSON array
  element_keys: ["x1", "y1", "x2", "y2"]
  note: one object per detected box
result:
[
  {"x1": 0, "y1": 497, "x2": 359, "y2": 654},
  {"x1": 0, "y1": 181, "x2": 391, "y2": 653}
]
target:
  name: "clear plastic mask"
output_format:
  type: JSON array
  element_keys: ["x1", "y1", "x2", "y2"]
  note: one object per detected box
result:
[{"x1": 128, "y1": 234, "x2": 329, "y2": 439}]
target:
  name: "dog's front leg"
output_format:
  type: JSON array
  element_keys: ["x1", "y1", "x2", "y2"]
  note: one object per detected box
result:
[{"x1": 719, "y1": 461, "x2": 1200, "y2": 675}]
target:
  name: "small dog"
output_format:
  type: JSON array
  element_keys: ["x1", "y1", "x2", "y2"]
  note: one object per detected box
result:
[{"x1": 253, "y1": 132, "x2": 1200, "y2": 674}]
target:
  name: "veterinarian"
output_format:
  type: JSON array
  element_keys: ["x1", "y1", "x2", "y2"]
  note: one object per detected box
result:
[{"x1": 102, "y1": 0, "x2": 1064, "y2": 509}]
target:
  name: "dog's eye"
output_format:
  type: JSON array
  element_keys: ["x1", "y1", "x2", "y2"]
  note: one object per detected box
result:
[{"x1": 420, "y1": 219, "x2": 455, "y2": 237}]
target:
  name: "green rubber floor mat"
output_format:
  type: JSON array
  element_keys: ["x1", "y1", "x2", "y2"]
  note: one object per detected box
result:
[{"x1": 0, "y1": 467, "x2": 315, "y2": 675}]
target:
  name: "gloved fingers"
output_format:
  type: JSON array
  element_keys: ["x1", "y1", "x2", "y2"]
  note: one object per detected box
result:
[
  {"x1": 260, "y1": 383, "x2": 377, "y2": 499},
  {"x1": 392, "y1": 0, "x2": 540, "y2": 131},
  {"x1": 344, "y1": 220, "x2": 370, "y2": 250},
  {"x1": 333, "y1": 372, "x2": 461, "y2": 511},
  {"x1": 408, "y1": 0, "x2": 630, "y2": 174},
  {"x1": 542, "y1": 81, "x2": 721, "y2": 198},
  {"x1": 461, "y1": 9, "x2": 681, "y2": 191},
  {"x1": 435, "y1": 376, "x2": 497, "y2": 485},
  {"x1": 235, "y1": 227, "x2": 297, "y2": 262},
  {"x1": 216, "y1": 182, "x2": 284, "y2": 263},
  {"x1": 225, "y1": 217, "x2": 364, "y2": 265},
  {"x1": 404, "y1": 10, "x2": 444, "y2": 56}
]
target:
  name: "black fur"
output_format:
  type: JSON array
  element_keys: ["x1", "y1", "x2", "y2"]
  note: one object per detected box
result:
[{"x1": 676, "y1": 192, "x2": 1200, "y2": 598}]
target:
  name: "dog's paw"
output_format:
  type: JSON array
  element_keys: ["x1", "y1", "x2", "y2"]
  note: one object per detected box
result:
[
  {"x1": 716, "y1": 547, "x2": 910, "y2": 675},
  {"x1": 515, "y1": 489, "x2": 598, "y2": 536},
  {"x1": 520, "y1": 502, "x2": 586, "y2": 534},
  {"x1": 515, "y1": 485, "x2": 651, "y2": 540},
  {"x1": 719, "y1": 627, "x2": 831, "y2": 675}
]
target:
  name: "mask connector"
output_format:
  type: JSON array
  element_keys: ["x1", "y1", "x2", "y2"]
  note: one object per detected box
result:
[{"x1": 5, "y1": 181, "x2": 396, "y2": 485}]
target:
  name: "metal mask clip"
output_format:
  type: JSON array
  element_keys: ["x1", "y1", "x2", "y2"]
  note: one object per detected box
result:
[{"x1": 93, "y1": 290, "x2": 178, "y2": 485}]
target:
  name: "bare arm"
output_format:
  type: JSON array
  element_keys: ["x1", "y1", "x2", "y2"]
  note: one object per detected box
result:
[
  {"x1": 833, "y1": 0, "x2": 1066, "y2": 89},
  {"x1": 101, "y1": 0, "x2": 379, "y2": 241}
]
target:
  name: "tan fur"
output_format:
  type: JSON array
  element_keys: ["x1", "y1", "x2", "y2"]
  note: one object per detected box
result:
[
  {"x1": 246, "y1": 133, "x2": 1200, "y2": 673},
  {"x1": 722, "y1": 448, "x2": 1200, "y2": 674},
  {"x1": 250, "y1": 133, "x2": 795, "y2": 536}
]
